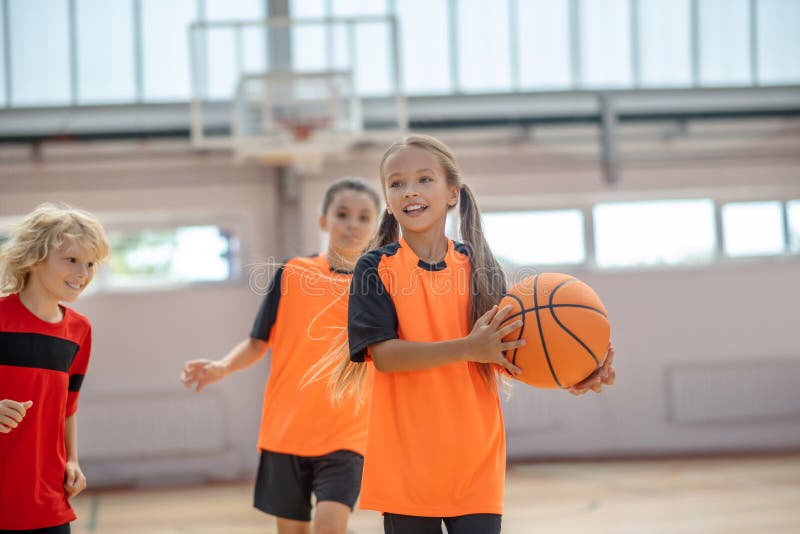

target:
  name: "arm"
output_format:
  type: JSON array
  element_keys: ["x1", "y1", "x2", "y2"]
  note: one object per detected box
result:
[
  {"x1": 181, "y1": 337, "x2": 269, "y2": 392},
  {"x1": 63, "y1": 413, "x2": 87, "y2": 498},
  {"x1": 370, "y1": 305, "x2": 524, "y2": 376}
]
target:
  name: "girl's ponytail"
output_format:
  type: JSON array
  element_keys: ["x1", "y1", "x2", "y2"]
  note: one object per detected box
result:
[{"x1": 459, "y1": 183, "x2": 507, "y2": 389}]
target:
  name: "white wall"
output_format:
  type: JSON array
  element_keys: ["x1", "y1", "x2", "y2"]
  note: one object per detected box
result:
[{"x1": 1, "y1": 119, "x2": 798, "y2": 485}]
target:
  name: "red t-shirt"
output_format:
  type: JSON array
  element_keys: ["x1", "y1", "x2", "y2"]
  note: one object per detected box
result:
[{"x1": 0, "y1": 293, "x2": 91, "y2": 530}]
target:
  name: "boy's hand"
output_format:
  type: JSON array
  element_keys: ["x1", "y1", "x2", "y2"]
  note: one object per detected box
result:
[
  {"x1": 0, "y1": 400, "x2": 33, "y2": 433},
  {"x1": 64, "y1": 460, "x2": 87, "y2": 498},
  {"x1": 567, "y1": 342, "x2": 616, "y2": 396},
  {"x1": 181, "y1": 359, "x2": 227, "y2": 392}
]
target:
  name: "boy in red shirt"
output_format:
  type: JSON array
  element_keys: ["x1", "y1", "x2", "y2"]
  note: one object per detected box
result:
[{"x1": 0, "y1": 202, "x2": 110, "y2": 533}]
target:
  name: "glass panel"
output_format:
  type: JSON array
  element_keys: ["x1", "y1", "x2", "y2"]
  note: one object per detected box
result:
[
  {"x1": 141, "y1": 0, "x2": 197, "y2": 101},
  {"x1": 638, "y1": 0, "x2": 692, "y2": 87},
  {"x1": 580, "y1": 0, "x2": 632, "y2": 88},
  {"x1": 76, "y1": 0, "x2": 136, "y2": 103},
  {"x1": 292, "y1": 23, "x2": 328, "y2": 71},
  {"x1": 699, "y1": 0, "x2": 750, "y2": 85},
  {"x1": 291, "y1": 0, "x2": 326, "y2": 17},
  {"x1": 204, "y1": 0, "x2": 266, "y2": 100},
  {"x1": 593, "y1": 200, "x2": 716, "y2": 267},
  {"x1": 788, "y1": 200, "x2": 800, "y2": 253},
  {"x1": 0, "y1": 4, "x2": 6, "y2": 106},
  {"x1": 396, "y1": 0, "x2": 451, "y2": 94},
  {"x1": 9, "y1": 0, "x2": 71, "y2": 106},
  {"x1": 757, "y1": 0, "x2": 800, "y2": 84},
  {"x1": 722, "y1": 201, "x2": 786, "y2": 256},
  {"x1": 108, "y1": 226, "x2": 233, "y2": 288},
  {"x1": 483, "y1": 210, "x2": 586, "y2": 266},
  {"x1": 354, "y1": 22, "x2": 392, "y2": 95},
  {"x1": 332, "y1": 0, "x2": 387, "y2": 16},
  {"x1": 518, "y1": 0, "x2": 571, "y2": 89},
  {"x1": 457, "y1": 0, "x2": 511, "y2": 92}
]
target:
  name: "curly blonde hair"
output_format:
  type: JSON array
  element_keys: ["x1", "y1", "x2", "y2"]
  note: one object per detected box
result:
[{"x1": 0, "y1": 202, "x2": 110, "y2": 295}]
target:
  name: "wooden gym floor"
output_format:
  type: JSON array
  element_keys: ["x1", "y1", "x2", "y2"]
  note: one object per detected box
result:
[{"x1": 70, "y1": 453, "x2": 800, "y2": 533}]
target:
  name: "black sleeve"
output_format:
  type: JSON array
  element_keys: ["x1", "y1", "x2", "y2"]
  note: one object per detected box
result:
[
  {"x1": 348, "y1": 252, "x2": 398, "y2": 362},
  {"x1": 250, "y1": 264, "x2": 285, "y2": 342}
]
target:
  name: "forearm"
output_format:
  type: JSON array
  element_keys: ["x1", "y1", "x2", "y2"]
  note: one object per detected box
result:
[
  {"x1": 219, "y1": 338, "x2": 268, "y2": 375},
  {"x1": 64, "y1": 413, "x2": 78, "y2": 462},
  {"x1": 370, "y1": 338, "x2": 470, "y2": 372}
]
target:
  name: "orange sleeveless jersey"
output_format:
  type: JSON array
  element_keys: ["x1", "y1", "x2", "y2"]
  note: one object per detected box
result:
[
  {"x1": 348, "y1": 239, "x2": 505, "y2": 516},
  {"x1": 251, "y1": 254, "x2": 371, "y2": 457}
]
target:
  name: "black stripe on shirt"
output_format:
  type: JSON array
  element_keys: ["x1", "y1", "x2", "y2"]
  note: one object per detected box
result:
[
  {"x1": 0, "y1": 332, "x2": 80, "y2": 373},
  {"x1": 250, "y1": 264, "x2": 285, "y2": 342},
  {"x1": 68, "y1": 374, "x2": 85, "y2": 392}
]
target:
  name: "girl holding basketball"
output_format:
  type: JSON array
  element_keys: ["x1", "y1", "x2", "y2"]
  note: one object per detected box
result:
[
  {"x1": 332, "y1": 135, "x2": 615, "y2": 534},
  {"x1": 181, "y1": 178, "x2": 380, "y2": 534}
]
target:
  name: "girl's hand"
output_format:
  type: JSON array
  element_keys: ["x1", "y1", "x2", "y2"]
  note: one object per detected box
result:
[
  {"x1": 180, "y1": 360, "x2": 227, "y2": 392},
  {"x1": 464, "y1": 305, "x2": 525, "y2": 377},
  {"x1": 64, "y1": 460, "x2": 87, "y2": 498},
  {"x1": 0, "y1": 399, "x2": 33, "y2": 434},
  {"x1": 568, "y1": 342, "x2": 616, "y2": 396}
]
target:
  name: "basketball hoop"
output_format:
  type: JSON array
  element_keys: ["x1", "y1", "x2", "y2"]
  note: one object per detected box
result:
[{"x1": 278, "y1": 116, "x2": 333, "y2": 142}]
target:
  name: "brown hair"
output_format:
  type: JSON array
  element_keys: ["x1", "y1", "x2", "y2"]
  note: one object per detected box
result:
[
  {"x1": 321, "y1": 177, "x2": 381, "y2": 215},
  {"x1": 326, "y1": 134, "x2": 506, "y2": 402}
]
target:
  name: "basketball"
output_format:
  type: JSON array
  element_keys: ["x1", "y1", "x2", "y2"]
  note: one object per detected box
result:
[{"x1": 500, "y1": 273, "x2": 610, "y2": 388}]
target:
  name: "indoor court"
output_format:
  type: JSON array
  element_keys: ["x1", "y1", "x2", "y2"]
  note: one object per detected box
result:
[{"x1": 1, "y1": 1, "x2": 799, "y2": 533}]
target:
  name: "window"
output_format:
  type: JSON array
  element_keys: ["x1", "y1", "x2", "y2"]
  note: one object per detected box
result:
[
  {"x1": 517, "y1": 0, "x2": 571, "y2": 89},
  {"x1": 107, "y1": 225, "x2": 236, "y2": 289},
  {"x1": 141, "y1": 0, "x2": 197, "y2": 101},
  {"x1": 483, "y1": 210, "x2": 586, "y2": 267},
  {"x1": 788, "y1": 200, "x2": 800, "y2": 253},
  {"x1": 580, "y1": 0, "x2": 632, "y2": 88},
  {"x1": 593, "y1": 199, "x2": 716, "y2": 267},
  {"x1": 76, "y1": 0, "x2": 136, "y2": 104},
  {"x1": 0, "y1": 5, "x2": 6, "y2": 106},
  {"x1": 457, "y1": 0, "x2": 511, "y2": 92},
  {"x1": 9, "y1": 0, "x2": 71, "y2": 106},
  {"x1": 757, "y1": 0, "x2": 800, "y2": 84},
  {"x1": 722, "y1": 201, "x2": 786, "y2": 257},
  {"x1": 699, "y1": 0, "x2": 750, "y2": 85},
  {"x1": 638, "y1": 0, "x2": 692, "y2": 87},
  {"x1": 204, "y1": 0, "x2": 267, "y2": 99},
  {"x1": 397, "y1": 0, "x2": 452, "y2": 94}
]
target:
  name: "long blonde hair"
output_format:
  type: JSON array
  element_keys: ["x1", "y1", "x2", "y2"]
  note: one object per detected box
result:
[
  {"x1": 0, "y1": 202, "x2": 110, "y2": 295},
  {"x1": 322, "y1": 134, "x2": 507, "y2": 403}
]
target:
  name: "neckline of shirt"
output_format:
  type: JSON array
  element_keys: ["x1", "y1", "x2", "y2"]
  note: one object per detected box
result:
[
  {"x1": 9, "y1": 292, "x2": 69, "y2": 328},
  {"x1": 319, "y1": 253, "x2": 354, "y2": 275},
  {"x1": 399, "y1": 237, "x2": 453, "y2": 272}
]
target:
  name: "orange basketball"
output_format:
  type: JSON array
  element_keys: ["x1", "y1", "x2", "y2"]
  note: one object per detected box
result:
[{"x1": 500, "y1": 273, "x2": 610, "y2": 388}]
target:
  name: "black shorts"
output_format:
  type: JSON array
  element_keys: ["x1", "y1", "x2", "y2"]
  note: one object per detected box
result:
[
  {"x1": 253, "y1": 449, "x2": 364, "y2": 522},
  {"x1": 0, "y1": 524, "x2": 71, "y2": 534},
  {"x1": 383, "y1": 513, "x2": 502, "y2": 534}
]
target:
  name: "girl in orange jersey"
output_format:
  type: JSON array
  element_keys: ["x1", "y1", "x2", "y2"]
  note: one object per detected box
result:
[
  {"x1": 333, "y1": 135, "x2": 615, "y2": 534},
  {"x1": 181, "y1": 178, "x2": 380, "y2": 534}
]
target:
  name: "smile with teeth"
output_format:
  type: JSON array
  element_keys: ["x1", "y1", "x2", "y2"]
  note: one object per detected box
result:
[
  {"x1": 66, "y1": 282, "x2": 83, "y2": 290},
  {"x1": 403, "y1": 203, "x2": 428, "y2": 215}
]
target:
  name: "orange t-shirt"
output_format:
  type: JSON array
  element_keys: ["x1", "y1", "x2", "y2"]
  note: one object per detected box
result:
[
  {"x1": 251, "y1": 254, "x2": 370, "y2": 457},
  {"x1": 348, "y1": 238, "x2": 505, "y2": 517}
]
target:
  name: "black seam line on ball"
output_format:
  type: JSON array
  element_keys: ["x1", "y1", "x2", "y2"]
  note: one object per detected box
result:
[
  {"x1": 549, "y1": 279, "x2": 601, "y2": 367},
  {"x1": 501, "y1": 292, "x2": 526, "y2": 366},
  {"x1": 505, "y1": 303, "x2": 608, "y2": 324},
  {"x1": 533, "y1": 274, "x2": 562, "y2": 388}
]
